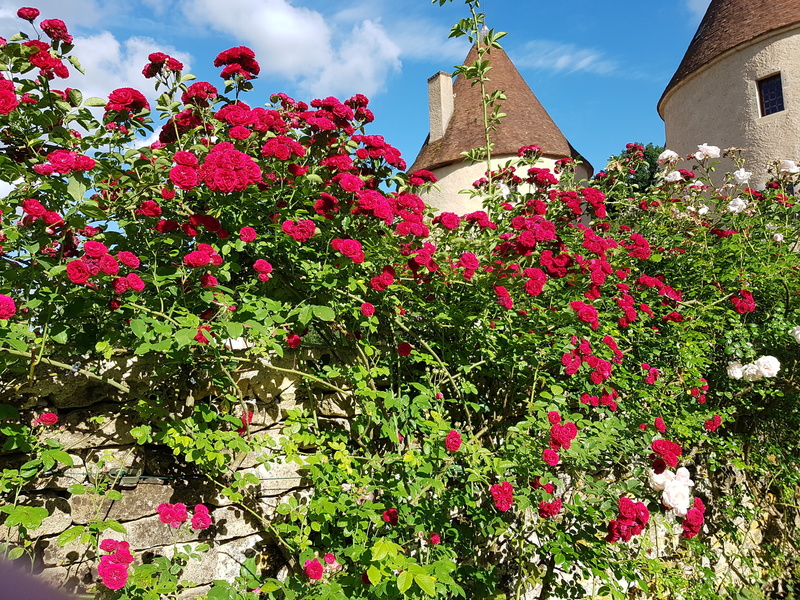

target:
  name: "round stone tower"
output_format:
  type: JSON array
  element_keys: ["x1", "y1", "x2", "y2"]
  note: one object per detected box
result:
[{"x1": 659, "y1": 0, "x2": 800, "y2": 185}]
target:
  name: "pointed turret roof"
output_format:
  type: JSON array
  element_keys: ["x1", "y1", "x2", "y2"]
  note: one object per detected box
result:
[
  {"x1": 659, "y1": 0, "x2": 800, "y2": 113},
  {"x1": 411, "y1": 44, "x2": 586, "y2": 173}
]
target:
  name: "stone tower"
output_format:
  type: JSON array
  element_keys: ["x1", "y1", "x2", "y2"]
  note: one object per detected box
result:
[
  {"x1": 410, "y1": 44, "x2": 592, "y2": 213},
  {"x1": 659, "y1": 0, "x2": 800, "y2": 185}
]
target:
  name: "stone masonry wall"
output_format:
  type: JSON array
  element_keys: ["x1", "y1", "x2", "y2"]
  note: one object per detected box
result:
[{"x1": 0, "y1": 351, "x2": 355, "y2": 597}]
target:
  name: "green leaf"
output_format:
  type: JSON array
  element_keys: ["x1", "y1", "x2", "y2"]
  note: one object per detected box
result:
[
  {"x1": 397, "y1": 571, "x2": 413, "y2": 594},
  {"x1": 46, "y1": 450, "x2": 73, "y2": 466},
  {"x1": 312, "y1": 305, "x2": 335, "y2": 321},
  {"x1": 67, "y1": 176, "x2": 87, "y2": 203},
  {"x1": 415, "y1": 574, "x2": 436, "y2": 596},
  {"x1": 130, "y1": 319, "x2": 147, "y2": 338},
  {"x1": 67, "y1": 88, "x2": 83, "y2": 105},
  {"x1": 84, "y1": 97, "x2": 108, "y2": 107},
  {"x1": 223, "y1": 321, "x2": 244, "y2": 339},
  {"x1": 67, "y1": 484, "x2": 86, "y2": 495},
  {"x1": 367, "y1": 565, "x2": 382, "y2": 585},
  {"x1": 58, "y1": 525, "x2": 85, "y2": 546},
  {"x1": 298, "y1": 305, "x2": 313, "y2": 326},
  {"x1": 7, "y1": 547, "x2": 24, "y2": 560}
]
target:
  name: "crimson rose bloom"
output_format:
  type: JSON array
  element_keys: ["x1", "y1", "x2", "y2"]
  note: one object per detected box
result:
[
  {"x1": 41, "y1": 19, "x2": 73, "y2": 44},
  {"x1": 184, "y1": 251, "x2": 211, "y2": 269},
  {"x1": 0, "y1": 294, "x2": 16, "y2": 319},
  {"x1": 286, "y1": 334, "x2": 301, "y2": 349},
  {"x1": 429, "y1": 532, "x2": 441, "y2": 545},
  {"x1": 543, "y1": 448, "x2": 560, "y2": 466},
  {"x1": 66, "y1": 259, "x2": 91, "y2": 284},
  {"x1": 304, "y1": 558, "x2": 323, "y2": 580},
  {"x1": 169, "y1": 165, "x2": 198, "y2": 190},
  {"x1": 117, "y1": 251, "x2": 140, "y2": 269},
  {"x1": 37, "y1": 412, "x2": 58, "y2": 425},
  {"x1": 105, "y1": 87, "x2": 150, "y2": 117},
  {"x1": 190, "y1": 504, "x2": 212, "y2": 531},
  {"x1": 97, "y1": 560, "x2": 128, "y2": 590},
  {"x1": 136, "y1": 200, "x2": 162, "y2": 218},
  {"x1": 0, "y1": 90, "x2": 18, "y2": 115},
  {"x1": 360, "y1": 302, "x2": 375, "y2": 317},
  {"x1": 397, "y1": 342, "x2": 412, "y2": 357},
  {"x1": 445, "y1": 430, "x2": 462, "y2": 452},
  {"x1": 382, "y1": 507, "x2": 399, "y2": 526},
  {"x1": 490, "y1": 481, "x2": 514, "y2": 511},
  {"x1": 239, "y1": 226, "x2": 257, "y2": 242},
  {"x1": 157, "y1": 502, "x2": 188, "y2": 527},
  {"x1": 17, "y1": 7, "x2": 40, "y2": 21}
]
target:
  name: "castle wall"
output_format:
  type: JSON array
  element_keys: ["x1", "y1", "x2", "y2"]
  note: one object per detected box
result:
[
  {"x1": 424, "y1": 155, "x2": 592, "y2": 214},
  {"x1": 661, "y1": 28, "x2": 800, "y2": 187}
]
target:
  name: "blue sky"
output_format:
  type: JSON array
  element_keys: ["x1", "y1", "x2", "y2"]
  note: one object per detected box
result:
[{"x1": 0, "y1": 0, "x2": 711, "y2": 172}]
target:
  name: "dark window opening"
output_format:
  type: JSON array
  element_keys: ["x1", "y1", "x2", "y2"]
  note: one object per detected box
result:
[{"x1": 758, "y1": 73, "x2": 785, "y2": 116}]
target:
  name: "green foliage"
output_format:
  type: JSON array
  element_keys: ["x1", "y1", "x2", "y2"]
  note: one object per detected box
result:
[{"x1": 0, "y1": 5, "x2": 797, "y2": 600}]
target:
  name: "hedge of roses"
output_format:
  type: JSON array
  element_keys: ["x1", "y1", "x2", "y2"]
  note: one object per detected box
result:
[{"x1": 0, "y1": 5, "x2": 799, "y2": 600}]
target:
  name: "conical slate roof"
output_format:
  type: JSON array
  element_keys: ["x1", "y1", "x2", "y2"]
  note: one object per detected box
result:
[
  {"x1": 660, "y1": 0, "x2": 800, "y2": 112},
  {"x1": 411, "y1": 44, "x2": 585, "y2": 172}
]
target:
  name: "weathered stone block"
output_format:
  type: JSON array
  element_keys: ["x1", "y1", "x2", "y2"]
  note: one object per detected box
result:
[{"x1": 71, "y1": 482, "x2": 177, "y2": 525}]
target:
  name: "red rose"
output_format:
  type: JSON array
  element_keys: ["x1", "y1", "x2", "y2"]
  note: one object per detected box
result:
[
  {"x1": 183, "y1": 251, "x2": 211, "y2": 269},
  {"x1": 117, "y1": 251, "x2": 140, "y2": 268},
  {"x1": 444, "y1": 430, "x2": 462, "y2": 452},
  {"x1": 360, "y1": 302, "x2": 375, "y2": 317},
  {"x1": 490, "y1": 481, "x2": 514, "y2": 511},
  {"x1": 37, "y1": 412, "x2": 58, "y2": 426},
  {"x1": 0, "y1": 90, "x2": 18, "y2": 115},
  {"x1": 66, "y1": 259, "x2": 91, "y2": 284},
  {"x1": 0, "y1": 295, "x2": 16, "y2": 319},
  {"x1": 136, "y1": 200, "x2": 162, "y2": 218},
  {"x1": 41, "y1": 19, "x2": 73, "y2": 44},
  {"x1": 169, "y1": 165, "x2": 198, "y2": 190},
  {"x1": 126, "y1": 273, "x2": 145, "y2": 292},
  {"x1": 304, "y1": 558, "x2": 323, "y2": 580},
  {"x1": 17, "y1": 7, "x2": 40, "y2": 21},
  {"x1": 382, "y1": 507, "x2": 399, "y2": 526},
  {"x1": 286, "y1": 334, "x2": 301, "y2": 349},
  {"x1": 397, "y1": 342, "x2": 412, "y2": 357},
  {"x1": 239, "y1": 226, "x2": 257, "y2": 242}
]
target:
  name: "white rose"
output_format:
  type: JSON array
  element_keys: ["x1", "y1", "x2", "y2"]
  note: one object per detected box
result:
[
  {"x1": 727, "y1": 361, "x2": 744, "y2": 379},
  {"x1": 741, "y1": 363, "x2": 763, "y2": 381},
  {"x1": 733, "y1": 168, "x2": 752, "y2": 185},
  {"x1": 662, "y1": 480, "x2": 692, "y2": 517},
  {"x1": 779, "y1": 160, "x2": 799, "y2": 174},
  {"x1": 674, "y1": 467, "x2": 694, "y2": 487},
  {"x1": 754, "y1": 355, "x2": 780, "y2": 378},
  {"x1": 657, "y1": 149, "x2": 680, "y2": 166},
  {"x1": 695, "y1": 143, "x2": 721, "y2": 160},
  {"x1": 791, "y1": 326, "x2": 800, "y2": 343},
  {"x1": 697, "y1": 204, "x2": 709, "y2": 215},
  {"x1": 664, "y1": 170, "x2": 683, "y2": 183},
  {"x1": 774, "y1": 233, "x2": 784, "y2": 242},
  {"x1": 648, "y1": 468, "x2": 675, "y2": 492},
  {"x1": 727, "y1": 197, "x2": 748, "y2": 214}
]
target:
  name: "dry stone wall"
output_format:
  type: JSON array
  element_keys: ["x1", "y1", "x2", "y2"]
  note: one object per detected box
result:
[{"x1": 0, "y1": 351, "x2": 353, "y2": 597}]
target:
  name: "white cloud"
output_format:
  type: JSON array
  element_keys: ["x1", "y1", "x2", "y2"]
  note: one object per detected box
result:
[
  {"x1": 514, "y1": 40, "x2": 618, "y2": 76},
  {"x1": 686, "y1": 0, "x2": 711, "y2": 20},
  {"x1": 63, "y1": 32, "x2": 191, "y2": 106},
  {"x1": 0, "y1": 0, "x2": 115, "y2": 30},
  {"x1": 299, "y1": 19, "x2": 401, "y2": 98},
  {"x1": 181, "y1": 0, "x2": 401, "y2": 98}
]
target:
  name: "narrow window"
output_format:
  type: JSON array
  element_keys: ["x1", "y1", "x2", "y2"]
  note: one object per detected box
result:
[{"x1": 758, "y1": 73, "x2": 785, "y2": 116}]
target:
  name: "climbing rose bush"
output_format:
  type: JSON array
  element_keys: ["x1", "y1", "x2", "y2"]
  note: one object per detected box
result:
[{"x1": 0, "y1": 9, "x2": 798, "y2": 600}]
